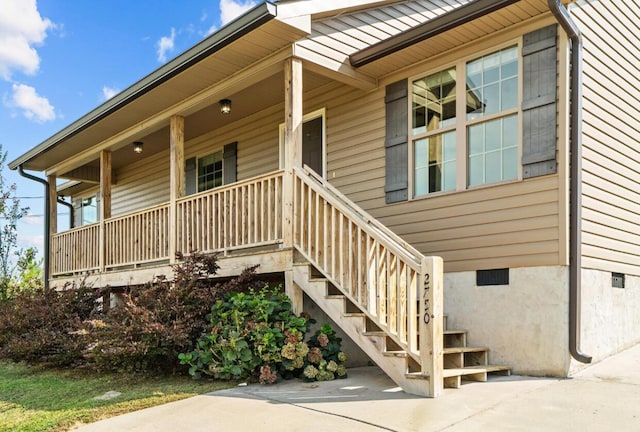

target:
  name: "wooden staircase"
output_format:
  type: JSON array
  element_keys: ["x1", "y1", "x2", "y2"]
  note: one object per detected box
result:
[
  {"x1": 293, "y1": 262, "x2": 511, "y2": 395},
  {"x1": 290, "y1": 166, "x2": 510, "y2": 397}
]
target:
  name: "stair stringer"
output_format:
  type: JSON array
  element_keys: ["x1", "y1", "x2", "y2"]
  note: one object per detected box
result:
[{"x1": 292, "y1": 263, "x2": 432, "y2": 397}]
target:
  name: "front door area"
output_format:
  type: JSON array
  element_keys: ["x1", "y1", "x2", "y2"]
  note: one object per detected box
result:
[{"x1": 280, "y1": 109, "x2": 325, "y2": 177}]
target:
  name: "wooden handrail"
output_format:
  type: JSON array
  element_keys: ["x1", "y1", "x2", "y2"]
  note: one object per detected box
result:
[
  {"x1": 300, "y1": 165, "x2": 423, "y2": 261},
  {"x1": 295, "y1": 166, "x2": 422, "y2": 270}
]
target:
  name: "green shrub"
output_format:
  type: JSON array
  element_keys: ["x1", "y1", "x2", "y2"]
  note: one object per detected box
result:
[
  {"x1": 303, "y1": 323, "x2": 348, "y2": 381},
  {"x1": 179, "y1": 287, "x2": 307, "y2": 380},
  {"x1": 179, "y1": 288, "x2": 348, "y2": 383}
]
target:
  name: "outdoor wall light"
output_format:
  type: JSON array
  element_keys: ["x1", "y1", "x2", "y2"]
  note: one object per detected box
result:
[
  {"x1": 133, "y1": 141, "x2": 144, "y2": 154},
  {"x1": 219, "y1": 98, "x2": 232, "y2": 114}
]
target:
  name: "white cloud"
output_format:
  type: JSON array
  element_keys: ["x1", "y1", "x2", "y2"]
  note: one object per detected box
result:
[
  {"x1": 7, "y1": 83, "x2": 55, "y2": 122},
  {"x1": 22, "y1": 215, "x2": 44, "y2": 226},
  {"x1": 219, "y1": 0, "x2": 257, "y2": 26},
  {"x1": 0, "y1": 0, "x2": 53, "y2": 80},
  {"x1": 157, "y1": 28, "x2": 176, "y2": 63},
  {"x1": 101, "y1": 85, "x2": 119, "y2": 101},
  {"x1": 18, "y1": 234, "x2": 44, "y2": 251}
]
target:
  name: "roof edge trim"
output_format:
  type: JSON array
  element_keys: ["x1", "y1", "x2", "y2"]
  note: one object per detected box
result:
[
  {"x1": 9, "y1": 1, "x2": 277, "y2": 171},
  {"x1": 349, "y1": 0, "x2": 520, "y2": 68}
]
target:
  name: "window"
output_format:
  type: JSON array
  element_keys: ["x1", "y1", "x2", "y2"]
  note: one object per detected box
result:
[
  {"x1": 74, "y1": 194, "x2": 97, "y2": 227},
  {"x1": 411, "y1": 45, "x2": 519, "y2": 197},
  {"x1": 412, "y1": 68, "x2": 457, "y2": 195},
  {"x1": 197, "y1": 151, "x2": 223, "y2": 192},
  {"x1": 466, "y1": 47, "x2": 519, "y2": 187},
  {"x1": 81, "y1": 196, "x2": 97, "y2": 225}
]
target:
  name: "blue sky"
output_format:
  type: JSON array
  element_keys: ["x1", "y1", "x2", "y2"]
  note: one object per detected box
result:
[{"x1": 0, "y1": 0, "x2": 257, "y2": 258}]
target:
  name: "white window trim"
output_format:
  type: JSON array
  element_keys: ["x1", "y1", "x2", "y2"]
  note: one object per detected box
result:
[
  {"x1": 408, "y1": 39, "x2": 523, "y2": 200},
  {"x1": 279, "y1": 108, "x2": 327, "y2": 178}
]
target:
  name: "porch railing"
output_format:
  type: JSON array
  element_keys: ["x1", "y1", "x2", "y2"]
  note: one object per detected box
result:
[
  {"x1": 51, "y1": 224, "x2": 100, "y2": 275},
  {"x1": 176, "y1": 170, "x2": 284, "y2": 255},
  {"x1": 51, "y1": 171, "x2": 284, "y2": 276},
  {"x1": 104, "y1": 203, "x2": 170, "y2": 268}
]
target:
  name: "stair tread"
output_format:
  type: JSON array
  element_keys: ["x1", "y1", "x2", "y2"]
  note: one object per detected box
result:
[
  {"x1": 443, "y1": 365, "x2": 511, "y2": 377},
  {"x1": 383, "y1": 350, "x2": 408, "y2": 358},
  {"x1": 363, "y1": 331, "x2": 387, "y2": 336},
  {"x1": 326, "y1": 295, "x2": 345, "y2": 300},
  {"x1": 444, "y1": 346, "x2": 488, "y2": 354},
  {"x1": 444, "y1": 330, "x2": 466, "y2": 335},
  {"x1": 405, "y1": 372, "x2": 430, "y2": 380},
  {"x1": 309, "y1": 277, "x2": 327, "y2": 283}
]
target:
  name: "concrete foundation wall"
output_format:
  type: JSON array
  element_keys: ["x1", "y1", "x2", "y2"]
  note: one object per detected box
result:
[
  {"x1": 573, "y1": 269, "x2": 640, "y2": 373},
  {"x1": 444, "y1": 266, "x2": 571, "y2": 376}
]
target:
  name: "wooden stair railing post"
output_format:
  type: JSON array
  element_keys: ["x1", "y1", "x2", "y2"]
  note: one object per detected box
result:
[
  {"x1": 283, "y1": 57, "x2": 304, "y2": 314},
  {"x1": 420, "y1": 256, "x2": 444, "y2": 397}
]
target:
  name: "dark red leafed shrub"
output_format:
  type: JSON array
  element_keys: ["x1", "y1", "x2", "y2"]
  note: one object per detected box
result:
[
  {"x1": 84, "y1": 252, "x2": 259, "y2": 373},
  {"x1": 0, "y1": 281, "x2": 98, "y2": 367}
]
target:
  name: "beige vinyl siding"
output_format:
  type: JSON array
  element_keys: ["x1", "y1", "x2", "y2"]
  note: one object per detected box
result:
[
  {"x1": 185, "y1": 104, "x2": 281, "y2": 181},
  {"x1": 308, "y1": 77, "x2": 561, "y2": 273},
  {"x1": 111, "y1": 150, "x2": 170, "y2": 216},
  {"x1": 108, "y1": 106, "x2": 282, "y2": 217},
  {"x1": 571, "y1": 0, "x2": 640, "y2": 276}
]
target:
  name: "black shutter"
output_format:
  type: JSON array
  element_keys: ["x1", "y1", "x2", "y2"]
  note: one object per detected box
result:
[
  {"x1": 185, "y1": 157, "x2": 196, "y2": 195},
  {"x1": 522, "y1": 25, "x2": 558, "y2": 178},
  {"x1": 223, "y1": 141, "x2": 237, "y2": 185},
  {"x1": 385, "y1": 79, "x2": 408, "y2": 203}
]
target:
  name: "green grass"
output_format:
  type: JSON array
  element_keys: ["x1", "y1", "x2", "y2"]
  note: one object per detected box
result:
[{"x1": 0, "y1": 361, "x2": 234, "y2": 432}]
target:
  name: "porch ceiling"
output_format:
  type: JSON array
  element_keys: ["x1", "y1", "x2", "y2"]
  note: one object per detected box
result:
[
  {"x1": 10, "y1": 4, "x2": 309, "y2": 174},
  {"x1": 57, "y1": 68, "x2": 332, "y2": 186}
]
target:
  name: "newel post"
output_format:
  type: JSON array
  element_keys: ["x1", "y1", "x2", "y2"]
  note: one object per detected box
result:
[
  {"x1": 283, "y1": 57, "x2": 303, "y2": 314},
  {"x1": 420, "y1": 256, "x2": 444, "y2": 397}
]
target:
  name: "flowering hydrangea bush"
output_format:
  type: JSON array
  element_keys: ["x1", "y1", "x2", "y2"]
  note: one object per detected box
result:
[{"x1": 179, "y1": 288, "x2": 348, "y2": 383}]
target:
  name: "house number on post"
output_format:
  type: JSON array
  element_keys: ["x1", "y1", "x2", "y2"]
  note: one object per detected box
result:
[{"x1": 423, "y1": 273, "x2": 431, "y2": 325}]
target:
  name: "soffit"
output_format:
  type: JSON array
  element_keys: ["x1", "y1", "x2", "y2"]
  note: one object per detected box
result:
[{"x1": 299, "y1": 0, "x2": 556, "y2": 78}]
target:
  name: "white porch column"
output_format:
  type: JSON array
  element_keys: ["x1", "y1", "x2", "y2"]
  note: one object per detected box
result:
[
  {"x1": 99, "y1": 150, "x2": 112, "y2": 271},
  {"x1": 283, "y1": 57, "x2": 303, "y2": 314},
  {"x1": 169, "y1": 115, "x2": 185, "y2": 264}
]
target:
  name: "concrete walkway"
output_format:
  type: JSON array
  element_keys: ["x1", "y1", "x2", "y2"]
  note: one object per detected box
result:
[{"x1": 75, "y1": 344, "x2": 640, "y2": 431}]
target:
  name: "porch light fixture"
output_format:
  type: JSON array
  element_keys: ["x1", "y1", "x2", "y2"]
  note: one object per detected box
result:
[
  {"x1": 219, "y1": 98, "x2": 232, "y2": 114},
  {"x1": 133, "y1": 141, "x2": 144, "y2": 154}
]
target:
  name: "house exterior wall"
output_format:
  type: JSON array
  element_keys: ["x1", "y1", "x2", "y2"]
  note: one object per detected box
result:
[
  {"x1": 571, "y1": 0, "x2": 640, "y2": 277},
  {"x1": 444, "y1": 266, "x2": 570, "y2": 376},
  {"x1": 575, "y1": 269, "x2": 640, "y2": 373},
  {"x1": 568, "y1": 0, "x2": 640, "y2": 368},
  {"x1": 314, "y1": 19, "x2": 567, "y2": 274},
  {"x1": 108, "y1": 106, "x2": 283, "y2": 217}
]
